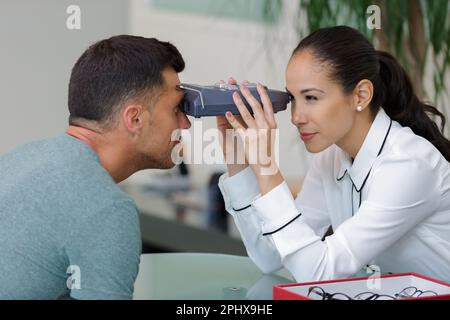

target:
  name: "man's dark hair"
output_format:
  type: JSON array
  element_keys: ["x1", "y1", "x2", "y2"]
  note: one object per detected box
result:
[{"x1": 68, "y1": 35, "x2": 185, "y2": 127}]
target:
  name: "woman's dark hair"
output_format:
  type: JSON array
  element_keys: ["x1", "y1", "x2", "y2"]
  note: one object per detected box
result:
[
  {"x1": 68, "y1": 35, "x2": 185, "y2": 127},
  {"x1": 293, "y1": 25, "x2": 450, "y2": 161}
]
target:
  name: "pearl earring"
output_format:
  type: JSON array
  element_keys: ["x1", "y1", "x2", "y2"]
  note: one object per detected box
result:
[{"x1": 356, "y1": 106, "x2": 363, "y2": 112}]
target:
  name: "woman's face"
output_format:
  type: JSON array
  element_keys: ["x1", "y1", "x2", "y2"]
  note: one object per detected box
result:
[{"x1": 285, "y1": 50, "x2": 357, "y2": 153}]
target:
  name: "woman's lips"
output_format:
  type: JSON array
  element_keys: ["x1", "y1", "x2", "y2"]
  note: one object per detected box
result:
[{"x1": 300, "y1": 132, "x2": 317, "y2": 142}]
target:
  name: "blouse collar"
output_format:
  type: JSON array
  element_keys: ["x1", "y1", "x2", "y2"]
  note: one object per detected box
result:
[{"x1": 336, "y1": 107, "x2": 393, "y2": 190}]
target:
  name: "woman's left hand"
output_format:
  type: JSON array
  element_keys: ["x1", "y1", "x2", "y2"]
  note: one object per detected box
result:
[{"x1": 225, "y1": 82, "x2": 285, "y2": 195}]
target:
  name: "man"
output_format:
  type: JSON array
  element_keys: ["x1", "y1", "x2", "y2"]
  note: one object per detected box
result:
[{"x1": 0, "y1": 35, "x2": 191, "y2": 299}]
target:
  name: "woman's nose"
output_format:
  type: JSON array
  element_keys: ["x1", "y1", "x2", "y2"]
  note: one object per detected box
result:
[{"x1": 291, "y1": 110, "x2": 308, "y2": 126}]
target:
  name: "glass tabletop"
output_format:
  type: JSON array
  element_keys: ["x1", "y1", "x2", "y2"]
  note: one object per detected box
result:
[
  {"x1": 133, "y1": 253, "x2": 425, "y2": 300},
  {"x1": 133, "y1": 253, "x2": 294, "y2": 300}
]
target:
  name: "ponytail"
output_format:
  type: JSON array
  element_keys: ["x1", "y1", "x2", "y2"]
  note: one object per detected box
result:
[{"x1": 375, "y1": 50, "x2": 450, "y2": 162}]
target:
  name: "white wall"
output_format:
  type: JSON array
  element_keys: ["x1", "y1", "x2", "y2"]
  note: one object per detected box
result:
[
  {"x1": 4, "y1": 1, "x2": 445, "y2": 189},
  {"x1": 127, "y1": 0, "x2": 312, "y2": 188},
  {"x1": 0, "y1": 0, "x2": 128, "y2": 154}
]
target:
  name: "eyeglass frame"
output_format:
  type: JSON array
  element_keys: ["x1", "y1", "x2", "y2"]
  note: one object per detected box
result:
[
  {"x1": 307, "y1": 285, "x2": 438, "y2": 300},
  {"x1": 394, "y1": 286, "x2": 438, "y2": 299},
  {"x1": 307, "y1": 286, "x2": 354, "y2": 300}
]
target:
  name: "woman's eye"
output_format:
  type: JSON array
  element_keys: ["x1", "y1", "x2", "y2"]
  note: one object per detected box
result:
[
  {"x1": 288, "y1": 94, "x2": 295, "y2": 101},
  {"x1": 305, "y1": 95, "x2": 318, "y2": 102}
]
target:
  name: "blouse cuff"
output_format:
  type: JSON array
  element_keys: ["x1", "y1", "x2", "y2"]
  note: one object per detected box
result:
[
  {"x1": 218, "y1": 167, "x2": 261, "y2": 211},
  {"x1": 252, "y1": 181, "x2": 300, "y2": 234}
]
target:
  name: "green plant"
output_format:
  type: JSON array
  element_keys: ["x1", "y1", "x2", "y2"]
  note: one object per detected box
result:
[{"x1": 297, "y1": 0, "x2": 450, "y2": 107}]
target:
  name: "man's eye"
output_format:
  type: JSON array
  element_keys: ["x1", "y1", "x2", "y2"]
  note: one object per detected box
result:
[
  {"x1": 288, "y1": 93, "x2": 295, "y2": 101},
  {"x1": 305, "y1": 95, "x2": 318, "y2": 102}
]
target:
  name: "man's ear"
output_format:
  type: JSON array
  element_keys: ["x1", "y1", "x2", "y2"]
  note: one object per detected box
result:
[
  {"x1": 122, "y1": 104, "x2": 145, "y2": 134},
  {"x1": 352, "y1": 79, "x2": 374, "y2": 110}
]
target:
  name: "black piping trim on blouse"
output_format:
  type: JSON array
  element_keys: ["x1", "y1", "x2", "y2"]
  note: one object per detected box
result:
[
  {"x1": 232, "y1": 204, "x2": 252, "y2": 212},
  {"x1": 337, "y1": 119, "x2": 393, "y2": 216},
  {"x1": 262, "y1": 213, "x2": 302, "y2": 236},
  {"x1": 336, "y1": 169, "x2": 347, "y2": 181}
]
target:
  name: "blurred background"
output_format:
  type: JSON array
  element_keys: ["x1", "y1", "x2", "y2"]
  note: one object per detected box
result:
[{"x1": 1, "y1": 0, "x2": 449, "y2": 255}]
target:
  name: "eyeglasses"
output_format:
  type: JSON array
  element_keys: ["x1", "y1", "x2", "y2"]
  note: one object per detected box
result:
[
  {"x1": 307, "y1": 286, "x2": 438, "y2": 300},
  {"x1": 394, "y1": 286, "x2": 439, "y2": 299},
  {"x1": 307, "y1": 286, "x2": 354, "y2": 300}
]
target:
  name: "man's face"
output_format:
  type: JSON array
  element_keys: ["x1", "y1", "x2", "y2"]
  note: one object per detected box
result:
[{"x1": 136, "y1": 67, "x2": 191, "y2": 169}]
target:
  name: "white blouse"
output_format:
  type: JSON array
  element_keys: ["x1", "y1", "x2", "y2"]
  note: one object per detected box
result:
[{"x1": 218, "y1": 108, "x2": 450, "y2": 282}]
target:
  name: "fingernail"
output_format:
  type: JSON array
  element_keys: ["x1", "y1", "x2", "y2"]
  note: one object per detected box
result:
[{"x1": 226, "y1": 111, "x2": 232, "y2": 118}]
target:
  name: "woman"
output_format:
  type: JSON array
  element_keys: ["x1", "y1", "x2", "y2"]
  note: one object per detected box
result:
[{"x1": 217, "y1": 26, "x2": 450, "y2": 282}]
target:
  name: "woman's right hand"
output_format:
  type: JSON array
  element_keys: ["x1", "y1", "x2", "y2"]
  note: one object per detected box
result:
[{"x1": 216, "y1": 77, "x2": 249, "y2": 177}]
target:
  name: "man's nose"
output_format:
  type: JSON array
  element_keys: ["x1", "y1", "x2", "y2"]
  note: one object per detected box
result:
[{"x1": 180, "y1": 113, "x2": 191, "y2": 130}]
